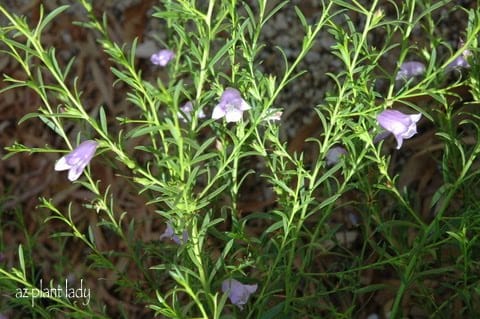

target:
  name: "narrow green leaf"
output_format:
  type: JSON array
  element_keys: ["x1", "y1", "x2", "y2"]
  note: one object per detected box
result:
[
  {"x1": 18, "y1": 244, "x2": 26, "y2": 279},
  {"x1": 36, "y1": 5, "x2": 70, "y2": 35},
  {"x1": 99, "y1": 105, "x2": 108, "y2": 134}
]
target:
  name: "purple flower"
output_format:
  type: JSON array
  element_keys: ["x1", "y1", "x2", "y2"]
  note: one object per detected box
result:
[
  {"x1": 179, "y1": 101, "x2": 206, "y2": 123},
  {"x1": 446, "y1": 49, "x2": 471, "y2": 71},
  {"x1": 446, "y1": 56, "x2": 470, "y2": 70},
  {"x1": 221, "y1": 279, "x2": 258, "y2": 310},
  {"x1": 160, "y1": 222, "x2": 188, "y2": 245},
  {"x1": 212, "y1": 88, "x2": 251, "y2": 123},
  {"x1": 395, "y1": 61, "x2": 426, "y2": 81},
  {"x1": 150, "y1": 49, "x2": 175, "y2": 66},
  {"x1": 376, "y1": 110, "x2": 422, "y2": 149},
  {"x1": 54, "y1": 140, "x2": 98, "y2": 181},
  {"x1": 326, "y1": 146, "x2": 347, "y2": 166},
  {"x1": 264, "y1": 110, "x2": 283, "y2": 122},
  {"x1": 447, "y1": 38, "x2": 472, "y2": 72}
]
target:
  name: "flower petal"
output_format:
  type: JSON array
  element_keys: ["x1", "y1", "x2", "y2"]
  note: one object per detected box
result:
[
  {"x1": 220, "y1": 88, "x2": 242, "y2": 104},
  {"x1": 396, "y1": 61, "x2": 425, "y2": 80},
  {"x1": 214, "y1": 88, "x2": 251, "y2": 122},
  {"x1": 150, "y1": 49, "x2": 175, "y2": 66},
  {"x1": 212, "y1": 104, "x2": 227, "y2": 120},
  {"x1": 55, "y1": 140, "x2": 98, "y2": 181},
  {"x1": 401, "y1": 122, "x2": 418, "y2": 139},
  {"x1": 326, "y1": 146, "x2": 347, "y2": 166},
  {"x1": 376, "y1": 110, "x2": 421, "y2": 149},
  {"x1": 222, "y1": 279, "x2": 258, "y2": 310},
  {"x1": 180, "y1": 101, "x2": 194, "y2": 113},
  {"x1": 160, "y1": 223, "x2": 175, "y2": 240},
  {"x1": 225, "y1": 107, "x2": 244, "y2": 123},
  {"x1": 197, "y1": 109, "x2": 206, "y2": 119},
  {"x1": 447, "y1": 56, "x2": 470, "y2": 70},
  {"x1": 393, "y1": 135, "x2": 404, "y2": 150},
  {"x1": 68, "y1": 164, "x2": 87, "y2": 181},
  {"x1": 238, "y1": 99, "x2": 251, "y2": 111},
  {"x1": 54, "y1": 156, "x2": 72, "y2": 171},
  {"x1": 409, "y1": 113, "x2": 422, "y2": 123},
  {"x1": 160, "y1": 222, "x2": 188, "y2": 245}
]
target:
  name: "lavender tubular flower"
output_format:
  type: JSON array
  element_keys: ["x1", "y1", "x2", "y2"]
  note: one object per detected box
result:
[
  {"x1": 150, "y1": 49, "x2": 175, "y2": 66},
  {"x1": 395, "y1": 61, "x2": 425, "y2": 81},
  {"x1": 221, "y1": 279, "x2": 258, "y2": 310},
  {"x1": 54, "y1": 140, "x2": 98, "y2": 181},
  {"x1": 160, "y1": 222, "x2": 188, "y2": 245},
  {"x1": 446, "y1": 55, "x2": 470, "y2": 71},
  {"x1": 376, "y1": 110, "x2": 421, "y2": 149},
  {"x1": 447, "y1": 38, "x2": 472, "y2": 72},
  {"x1": 212, "y1": 88, "x2": 251, "y2": 123},
  {"x1": 326, "y1": 146, "x2": 347, "y2": 166},
  {"x1": 179, "y1": 101, "x2": 206, "y2": 123}
]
